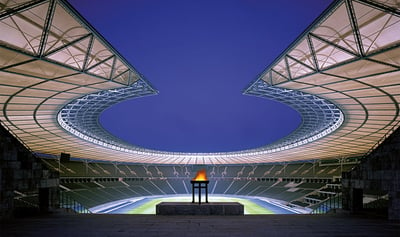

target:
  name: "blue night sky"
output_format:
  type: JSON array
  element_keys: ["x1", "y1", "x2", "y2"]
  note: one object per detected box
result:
[{"x1": 67, "y1": 0, "x2": 333, "y2": 153}]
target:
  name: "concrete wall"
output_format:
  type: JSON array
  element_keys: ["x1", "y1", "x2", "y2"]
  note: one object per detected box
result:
[
  {"x1": 342, "y1": 125, "x2": 400, "y2": 221},
  {"x1": 0, "y1": 123, "x2": 59, "y2": 220}
]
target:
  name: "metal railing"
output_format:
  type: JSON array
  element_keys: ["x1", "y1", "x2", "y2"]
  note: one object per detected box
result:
[
  {"x1": 311, "y1": 194, "x2": 342, "y2": 214},
  {"x1": 60, "y1": 191, "x2": 91, "y2": 214}
]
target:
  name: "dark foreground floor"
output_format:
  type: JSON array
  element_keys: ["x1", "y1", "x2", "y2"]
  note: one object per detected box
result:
[{"x1": 1, "y1": 213, "x2": 399, "y2": 237}]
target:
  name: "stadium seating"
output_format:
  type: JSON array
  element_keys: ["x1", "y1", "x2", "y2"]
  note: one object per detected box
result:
[{"x1": 42, "y1": 158, "x2": 356, "y2": 209}]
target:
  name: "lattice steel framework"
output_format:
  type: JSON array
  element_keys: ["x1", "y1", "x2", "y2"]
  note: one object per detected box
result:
[
  {"x1": 245, "y1": 81, "x2": 344, "y2": 150},
  {"x1": 58, "y1": 80, "x2": 344, "y2": 155},
  {"x1": 58, "y1": 80, "x2": 155, "y2": 151},
  {"x1": 1, "y1": 0, "x2": 400, "y2": 164}
]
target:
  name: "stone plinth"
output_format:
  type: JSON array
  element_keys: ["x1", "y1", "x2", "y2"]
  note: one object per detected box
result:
[{"x1": 156, "y1": 202, "x2": 244, "y2": 215}]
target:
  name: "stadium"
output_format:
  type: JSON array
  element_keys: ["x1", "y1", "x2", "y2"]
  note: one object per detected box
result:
[{"x1": 1, "y1": 0, "x2": 400, "y2": 236}]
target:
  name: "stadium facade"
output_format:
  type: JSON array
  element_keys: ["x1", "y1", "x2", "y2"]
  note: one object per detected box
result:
[{"x1": 1, "y1": 0, "x2": 400, "y2": 222}]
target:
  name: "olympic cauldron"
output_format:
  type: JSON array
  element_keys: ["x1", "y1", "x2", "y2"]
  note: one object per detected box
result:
[
  {"x1": 156, "y1": 169, "x2": 243, "y2": 215},
  {"x1": 191, "y1": 169, "x2": 209, "y2": 204}
]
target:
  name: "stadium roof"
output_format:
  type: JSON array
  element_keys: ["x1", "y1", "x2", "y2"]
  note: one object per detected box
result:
[{"x1": 0, "y1": 0, "x2": 399, "y2": 164}]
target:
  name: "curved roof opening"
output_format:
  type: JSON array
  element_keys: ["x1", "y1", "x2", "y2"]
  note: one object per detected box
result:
[{"x1": 99, "y1": 92, "x2": 302, "y2": 153}]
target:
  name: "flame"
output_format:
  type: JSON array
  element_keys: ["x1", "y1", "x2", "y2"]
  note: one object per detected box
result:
[{"x1": 192, "y1": 169, "x2": 208, "y2": 181}]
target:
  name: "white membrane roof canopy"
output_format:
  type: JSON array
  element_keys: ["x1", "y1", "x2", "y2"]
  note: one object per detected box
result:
[{"x1": 0, "y1": 0, "x2": 399, "y2": 164}]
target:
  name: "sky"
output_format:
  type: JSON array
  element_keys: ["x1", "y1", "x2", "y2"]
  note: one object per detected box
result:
[{"x1": 67, "y1": 0, "x2": 334, "y2": 153}]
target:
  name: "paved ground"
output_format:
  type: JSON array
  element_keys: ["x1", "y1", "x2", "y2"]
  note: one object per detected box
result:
[{"x1": 1, "y1": 213, "x2": 399, "y2": 237}]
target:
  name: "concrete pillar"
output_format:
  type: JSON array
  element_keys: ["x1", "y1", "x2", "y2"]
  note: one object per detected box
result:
[
  {"x1": 1, "y1": 123, "x2": 59, "y2": 219},
  {"x1": 388, "y1": 191, "x2": 400, "y2": 221},
  {"x1": 349, "y1": 188, "x2": 363, "y2": 214},
  {"x1": 341, "y1": 187, "x2": 351, "y2": 211},
  {"x1": 39, "y1": 188, "x2": 50, "y2": 214}
]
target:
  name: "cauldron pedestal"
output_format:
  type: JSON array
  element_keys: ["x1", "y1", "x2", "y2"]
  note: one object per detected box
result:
[{"x1": 156, "y1": 202, "x2": 244, "y2": 215}]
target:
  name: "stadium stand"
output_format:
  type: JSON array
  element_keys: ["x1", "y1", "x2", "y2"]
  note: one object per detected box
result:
[
  {"x1": 1, "y1": 0, "x2": 400, "y2": 227},
  {"x1": 40, "y1": 157, "x2": 357, "y2": 210}
]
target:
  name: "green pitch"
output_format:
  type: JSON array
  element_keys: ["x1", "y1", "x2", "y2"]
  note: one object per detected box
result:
[{"x1": 127, "y1": 196, "x2": 274, "y2": 214}]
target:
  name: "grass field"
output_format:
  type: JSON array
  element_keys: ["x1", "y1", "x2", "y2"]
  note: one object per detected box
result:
[{"x1": 126, "y1": 196, "x2": 275, "y2": 214}]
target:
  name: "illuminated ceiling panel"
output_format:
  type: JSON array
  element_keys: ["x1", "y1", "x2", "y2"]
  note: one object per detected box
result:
[{"x1": 0, "y1": 0, "x2": 399, "y2": 164}]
